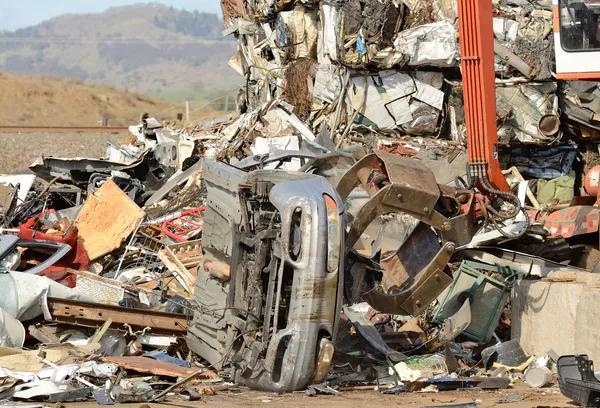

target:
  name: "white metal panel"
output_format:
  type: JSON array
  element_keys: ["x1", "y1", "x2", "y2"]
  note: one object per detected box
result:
[{"x1": 554, "y1": 32, "x2": 600, "y2": 76}]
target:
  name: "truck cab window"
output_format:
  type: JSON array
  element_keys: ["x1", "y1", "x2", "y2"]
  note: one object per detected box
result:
[{"x1": 560, "y1": 0, "x2": 600, "y2": 50}]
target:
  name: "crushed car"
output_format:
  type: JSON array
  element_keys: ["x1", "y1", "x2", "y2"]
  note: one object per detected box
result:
[{"x1": 186, "y1": 154, "x2": 345, "y2": 392}]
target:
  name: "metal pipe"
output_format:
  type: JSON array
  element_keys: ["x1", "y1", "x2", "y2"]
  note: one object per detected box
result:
[
  {"x1": 494, "y1": 39, "x2": 534, "y2": 78},
  {"x1": 336, "y1": 73, "x2": 368, "y2": 149},
  {"x1": 114, "y1": 218, "x2": 143, "y2": 278},
  {"x1": 330, "y1": 70, "x2": 351, "y2": 139}
]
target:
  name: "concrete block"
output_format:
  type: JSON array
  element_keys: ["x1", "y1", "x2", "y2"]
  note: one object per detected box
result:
[
  {"x1": 512, "y1": 278, "x2": 600, "y2": 362},
  {"x1": 511, "y1": 279, "x2": 584, "y2": 359},
  {"x1": 576, "y1": 273, "x2": 600, "y2": 287},
  {"x1": 575, "y1": 290, "x2": 600, "y2": 361}
]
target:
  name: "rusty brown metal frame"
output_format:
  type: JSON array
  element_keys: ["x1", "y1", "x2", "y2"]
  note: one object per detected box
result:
[
  {"x1": 337, "y1": 151, "x2": 478, "y2": 316},
  {"x1": 46, "y1": 298, "x2": 190, "y2": 335}
]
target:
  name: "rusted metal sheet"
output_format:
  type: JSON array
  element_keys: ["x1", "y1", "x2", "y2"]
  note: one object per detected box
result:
[
  {"x1": 100, "y1": 356, "x2": 212, "y2": 378},
  {"x1": 363, "y1": 244, "x2": 454, "y2": 316},
  {"x1": 336, "y1": 149, "x2": 478, "y2": 316},
  {"x1": 46, "y1": 298, "x2": 189, "y2": 335},
  {"x1": 337, "y1": 151, "x2": 440, "y2": 217},
  {"x1": 379, "y1": 222, "x2": 441, "y2": 291},
  {"x1": 221, "y1": 0, "x2": 246, "y2": 26},
  {"x1": 543, "y1": 206, "x2": 600, "y2": 238}
]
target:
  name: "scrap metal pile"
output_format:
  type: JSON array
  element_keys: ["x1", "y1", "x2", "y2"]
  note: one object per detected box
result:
[{"x1": 1, "y1": 0, "x2": 600, "y2": 406}]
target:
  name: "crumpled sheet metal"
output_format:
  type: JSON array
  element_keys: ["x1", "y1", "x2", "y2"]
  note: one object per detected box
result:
[
  {"x1": 0, "y1": 308, "x2": 25, "y2": 348},
  {"x1": 563, "y1": 81, "x2": 600, "y2": 115},
  {"x1": 492, "y1": 10, "x2": 554, "y2": 80},
  {"x1": 0, "y1": 175, "x2": 35, "y2": 204},
  {"x1": 329, "y1": 0, "x2": 457, "y2": 69},
  {"x1": 227, "y1": 0, "x2": 557, "y2": 118},
  {"x1": 221, "y1": 0, "x2": 247, "y2": 26},
  {"x1": 5, "y1": 363, "x2": 111, "y2": 401},
  {"x1": 496, "y1": 82, "x2": 560, "y2": 144},
  {"x1": 341, "y1": 0, "x2": 402, "y2": 47},
  {"x1": 215, "y1": 100, "x2": 328, "y2": 161},
  {"x1": 370, "y1": 21, "x2": 458, "y2": 69},
  {"x1": 426, "y1": 299, "x2": 471, "y2": 352},
  {"x1": 348, "y1": 71, "x2": 445, "y2": 133},
  {"x1": 560, "y1": 81, "x2": 600, "y2": 134},
  {"x1": 275, "y1": 7, "x2": 318, "y2": 61},
  {"x1": 493, "y1": 17, "x2": 519, "y2": 43},
  {"x1": 393, "y1": 20, "x2": 458, "y2": 68},
  {"x1": 14, "y1": 380, "x2": 82, "y2": 401},
  {"x1": 343, "y1": 305, "x2": 407, "y2": 362},
  {"x1": 28, "y1": 154, "x2": 147, "y2": 186},
  {"x1": 340, "y1": 0, "x2": 403, "y2": 67},
  {"x1": 319, "y1": 3, "x2": 343, "y2": 63},
  {"x1": 313, "y1": 64, "x2": 344, "y2": 104}
]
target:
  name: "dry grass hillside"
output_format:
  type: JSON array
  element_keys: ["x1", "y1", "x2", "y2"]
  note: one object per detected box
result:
[{"x1": 0, "y1": 71, "x2": 219, "y2": 126}]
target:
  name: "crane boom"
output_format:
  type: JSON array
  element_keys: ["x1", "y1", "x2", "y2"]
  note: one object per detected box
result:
[{"x1": 457, "y1": 0, "x2": 510, "y2": 192}]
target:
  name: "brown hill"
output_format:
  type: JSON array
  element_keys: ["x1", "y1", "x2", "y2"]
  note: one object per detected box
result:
[{"x1": 0, "y1": 71, "x2": 217, "y2": 126}]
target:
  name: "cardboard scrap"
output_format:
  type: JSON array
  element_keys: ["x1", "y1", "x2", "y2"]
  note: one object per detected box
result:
[
  {"x1": 492, "y1": 355, "x2": 536, "y2": 372},
  {"x1": 0, "y1": 347, "x2": 63, "y2": 372},
  {"x1": 100, "y1": 356, "x2": 218, "y2": 379},
  {"x1": 74, "y1": 179, "x2": 145, "y2": 261}
]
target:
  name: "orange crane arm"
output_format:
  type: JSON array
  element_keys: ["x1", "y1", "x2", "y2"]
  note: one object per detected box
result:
[{"x1": 458, "y1": 0, "x2": 510, "y2": 193}]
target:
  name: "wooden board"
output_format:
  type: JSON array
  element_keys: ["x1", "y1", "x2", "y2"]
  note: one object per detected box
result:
[
  {"x1": 0, "y1": 347, "x2": 63, "y2": 372},
  {"x1": 74, "y1": 179, "x2": 145, "y2": 261}
]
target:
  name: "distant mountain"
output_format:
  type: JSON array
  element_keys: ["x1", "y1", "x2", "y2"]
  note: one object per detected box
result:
[{"x1": 0, "y1": 3, "x2": 242, "y2": 94}]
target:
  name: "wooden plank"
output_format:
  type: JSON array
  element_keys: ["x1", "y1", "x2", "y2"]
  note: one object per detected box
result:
[
  {"x1": 168, "y1": 239, "x2": 203, "y2": 271},
  {"x1": 158, "y1": 247, "x2": 194, "y2": 294},
  {"x1": 502, "y1": 167, "x2": 541, "y2": 209},
  {"x1": 74, "y1": 179, "x2": 145, "y2": 261}
]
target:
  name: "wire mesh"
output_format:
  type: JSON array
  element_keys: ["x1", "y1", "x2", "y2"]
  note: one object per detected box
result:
[
  {"x1": 115, "y1": 219, "x2": 166, "y2": 278},
  {"x1": 114, "y1": 169, "x2": 205, "y2": 289}
]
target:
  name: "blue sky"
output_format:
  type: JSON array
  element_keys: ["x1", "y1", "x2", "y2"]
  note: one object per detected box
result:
[{"x1": 0, "y1": 1, "x2": 222, "y2": 31}]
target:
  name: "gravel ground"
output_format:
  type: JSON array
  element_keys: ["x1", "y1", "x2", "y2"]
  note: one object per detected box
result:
[
  {"x1": 0, "y1": 132, "x2": 129, "y2": 174},
  {"x1": 66, "y1": 385, "x2": 569, "y2": 408}
]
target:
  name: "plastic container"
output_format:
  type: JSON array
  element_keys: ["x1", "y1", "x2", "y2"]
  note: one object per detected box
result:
[{"x1": 525, "y1": 365, "x2": 553, "y2": 388}]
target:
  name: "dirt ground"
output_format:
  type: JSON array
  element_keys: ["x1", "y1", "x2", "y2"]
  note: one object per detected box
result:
[
  {"x1": 0, "y1": 71, "x2": 184, "y2": 127},
  {"x1": 66, "y1": 385, "x2": 572, "y2": 408},
  {"x1": 0, "y1": 132, "x2": 129, "y2": 174}
]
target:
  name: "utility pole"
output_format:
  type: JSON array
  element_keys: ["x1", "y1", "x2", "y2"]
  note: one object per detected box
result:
[{"x1": 185, "y1": 101, "x2": 190, "y2": 122}]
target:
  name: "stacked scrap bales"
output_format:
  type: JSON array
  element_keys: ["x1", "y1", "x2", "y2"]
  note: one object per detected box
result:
[{"x1": 219, "y1": 0, "x2": 600, "y2": 203}]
